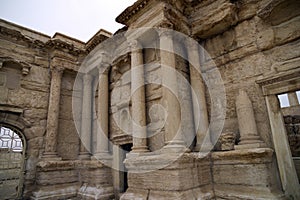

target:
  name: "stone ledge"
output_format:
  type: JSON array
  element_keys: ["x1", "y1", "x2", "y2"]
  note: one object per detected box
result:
[
  {"x1": 31, "y1": 183, "x2": 79, "y2": 200},
  {"x1": 36, "y1": 160, "x2": 107, "y2": 172},
  {"x1": 214, "y1": 184, "x2": 285, "y2": 200},
  {"x1": 121, "y1": 185, "x2": 214, "y2": 200},
  {"x1": 212, "y1": 148, "x2": 274, "y2": 165},
  {"x1": 124, "y1": 152, "x2": 211, "y2": 172}
]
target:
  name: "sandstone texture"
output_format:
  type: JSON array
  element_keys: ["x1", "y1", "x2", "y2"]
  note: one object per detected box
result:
[{"x1": 0, "y1": 0, "x2": 300, "y2": 199}]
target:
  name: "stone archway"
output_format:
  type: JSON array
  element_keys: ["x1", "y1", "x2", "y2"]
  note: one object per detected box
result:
[{"x1": 0, "y1": 124, "x2": 26, "y2": 199}]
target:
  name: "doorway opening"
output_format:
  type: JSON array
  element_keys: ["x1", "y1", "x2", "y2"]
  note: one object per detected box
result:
[
  {"x1": 120, "y1": 143, "x2": 132, "y2": 192},
  {"x1": 277, "y1": 90, "x2": 300, "y2": 183},
  {"x1": 0, "y1": 124, "x2": 26, "y2": 199}
]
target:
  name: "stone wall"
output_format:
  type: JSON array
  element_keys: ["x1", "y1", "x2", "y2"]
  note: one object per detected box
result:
[
  {"x1": 0, "y1": 0, "x2": 300, "y2": 199},
  {"x1": 0, "y1": 20, "x2": 51, "y2": 197}
]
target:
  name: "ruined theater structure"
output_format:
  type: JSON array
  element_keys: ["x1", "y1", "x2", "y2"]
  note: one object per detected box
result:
[{"x1": 0, "y1": 0, "x2": 300, "y2": 199}]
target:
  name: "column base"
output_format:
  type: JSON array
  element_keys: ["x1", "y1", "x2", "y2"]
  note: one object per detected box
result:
[
  {"x1": 78, "y1": 152, "x2": 91, "y2": 160},
  {"x1": 41, "y1": 152, "x2": 62, "y2": 160},
  {"x1": 131, "y1": 146, "x2": 149, "y2": 153},
  {"x1": 234, "y1": 142, "x2": 266, "y2": 150},
  {"x1": 92, "y1": 152, "x2": 112, "y2": 166},
  {"x1": 194, "y1": 142, "x2": 214, "y2": 153},
  {"x1": 162, "y1": 140, "x2": 190, "y2": 153},
  {"x1": 92, "y1": 152, "x2": 112, "y2": 160}
]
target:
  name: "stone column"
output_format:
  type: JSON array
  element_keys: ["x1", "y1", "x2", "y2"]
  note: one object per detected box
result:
[
  {"x1": 186, "y1": 38, "x2": 212, "y2": 152},
  {"x1": 130, "y1": 40, "x2": 149, "y2": 153},
  {"x1": 288, "y1": 92, "x2": 299, "y2": 106},
  {"x1": 79, "y1": 74, "x2": 93, "y2": 160},
  {"x1": 159, "y1": 29, "x2": 187, "y2": 152},
  {"x1": 235, "y1": 90, "x2": 266, "y2": 149},
  {"x1": 94, "y1": 64, "x2": 111, "y2": 159},
  {"x1": 43, "y1": 66, "x2": 64, "y2": 159}
]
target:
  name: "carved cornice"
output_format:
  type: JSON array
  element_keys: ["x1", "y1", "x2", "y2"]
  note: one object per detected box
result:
[
  {"x1": 85, "y1": 34, "x2": 110, "y2": 53},
  {"x1": 0, "y1": 25, "x2": 46, "y2": 48},
  {"x1": 256, "y1": 69, "x2": 300, "y2": 86},
  {"x1": 46, "y1": 38, "x2": 85, "y2": 56},
  {"x1": 116, "y1": 0, "x2": 151, "y2": 25},
  {"x1": 111, "y1": 134, "x2": 133, "y2": 146}
]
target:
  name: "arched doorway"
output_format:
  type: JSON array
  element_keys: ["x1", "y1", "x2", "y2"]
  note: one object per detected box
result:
[{"x1": 0, "y1": 124, "x2": 26, "y2": 199}]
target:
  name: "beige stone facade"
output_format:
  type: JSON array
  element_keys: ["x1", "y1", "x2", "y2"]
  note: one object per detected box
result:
[{"x1": 0, "y1": 0, "x2": 300, "y2": 199}]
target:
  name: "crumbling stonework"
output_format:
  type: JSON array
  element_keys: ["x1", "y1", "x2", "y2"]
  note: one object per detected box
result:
[{"x1": 0, "y1": 0, "x2": 300, "y2": 199}]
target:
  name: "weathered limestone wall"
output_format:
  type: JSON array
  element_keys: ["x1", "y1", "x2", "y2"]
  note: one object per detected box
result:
[
  {"x1": 197, "y1": 0, "x2": 300, "y2": 148},
  {"x1": 0, "y1": 19, "x2": 51, "y2": 197},
  {"x1": 0, "y1": 19, "x2": 94, "y2": 198},
  {"x1": 191, "y1": 0, "x2": 300, "y2": 198},
  {"x1": 116, "y1": 0, "x2": 300, "y2": 199}
]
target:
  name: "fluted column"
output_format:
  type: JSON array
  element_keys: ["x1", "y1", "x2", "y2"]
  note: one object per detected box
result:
[
  {"x1": 186, "y1": 38, "x2": 212, "y2": 151},
  {"x1": 130, "y1": 40, "x2": 149, "y2": 153},
  {"x1": 79, "y1": 74, "x2": 93, "y2": 160},
  {"x1": 288, "y1": 92, "x2": 299, "y2": 106},
  {"x1": 94, "y1": 64, "x2": 111, "y2": 159},
  {"x1": 159, "y1": 29, "x2": 187, "y2": 152},
  {"x1": 43, "y1": 66, "x2": 64, "y2": 159}
]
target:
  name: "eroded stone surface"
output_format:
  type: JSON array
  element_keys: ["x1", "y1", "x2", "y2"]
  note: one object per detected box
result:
[{"x1": 0, "y1": 0, "x2": 300, "y2": 199}]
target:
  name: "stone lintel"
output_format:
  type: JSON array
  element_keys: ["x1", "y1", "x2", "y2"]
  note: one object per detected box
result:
[{"x1": 212, "y1": 148, "x2": 274, "y2": 165}]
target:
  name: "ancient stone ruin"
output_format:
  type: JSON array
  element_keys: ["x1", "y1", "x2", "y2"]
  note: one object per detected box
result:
[{"x1": 0, "y1": 0, "x2": 300, "y2": 199}]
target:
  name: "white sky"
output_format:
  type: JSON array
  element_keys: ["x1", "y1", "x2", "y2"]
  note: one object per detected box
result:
[{"x1": 0, "y1": 0, "x2": 137, "y2": 42}]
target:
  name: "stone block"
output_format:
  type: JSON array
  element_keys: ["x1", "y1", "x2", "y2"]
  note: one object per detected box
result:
[
  {"x1": 78, "y1": 184, "x2": 114, "y2": 200},
  {"x1": 31, "y1": 183, "x2": 79, "y2": 200},
  {"x1": 192, "y1": 2, "x2": 238, "y2": 38},
  {"x1": 36, "y1": 170, "x2": 78, "y2": 185},
  {"x1": 120, "y1": 188, "x2": 149, "y2": 200},
  {"x1": 273, "y1": 16, "x2": 300, "y2": 46}
]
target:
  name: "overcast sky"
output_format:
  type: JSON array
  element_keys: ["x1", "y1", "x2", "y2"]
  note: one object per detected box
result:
[{"x1": 0, "y1": 0, "x2": 136, "y2": 42}]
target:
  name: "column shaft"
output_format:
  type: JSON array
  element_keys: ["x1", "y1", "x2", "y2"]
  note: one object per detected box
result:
[
  {"x1": 95, "y1": 66, "x2": 110, "y2": 157},
  {"x1": 43, "y1": 66, "x2": 63, "y2": 159},
  {"x1": 160, "y1": 31, "x2": 186, "y2": 151},
  {"x1": 79, "y1": 74, "x2": 93, "y2": 159},
  {"x1": 130, "y1": 40, "x2": 148, "y2": 153},
  {"x1": 186, "y1": 38, "x2": 212, "y2": 151}
]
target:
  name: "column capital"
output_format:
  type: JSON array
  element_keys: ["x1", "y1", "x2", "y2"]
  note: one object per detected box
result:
[
  {"x1": 98, "y1": 63, "x2": 110, "y2": 75},
  {"x1": 157, "y1": 20, "x2": 174, "y2": 29},
  {"x1": 158, "y1": 29, "x2": 173, "y2": 39},
  {"x1": 50, "y1": 65, "x2": 64, "y2": 73},
  {"x1": 129, "y1": 39, "x2": 143, "y2": 53}
]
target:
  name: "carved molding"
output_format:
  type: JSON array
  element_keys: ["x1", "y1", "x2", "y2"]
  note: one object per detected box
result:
[
  {"x1": 116, "y1": 0, "x2": 150, "y2": 25},
  {"x1": 46, "y1": 38, "x2": 85, "y2": 56},
  {"x1": 85, "y1": 34, "x2": 110, "y2": 53},
  {"x1": 256, "y1": 69, "x2": 300, "y2": 86},
  {"x1": 0, "y1": 25, "x2": 46, "y2": 48},
  {"x1": 0, "y1": 56, "x2": 32, "y2": 75},
  {"x1": 0, "y1": 111, "x2": 31, "y2": 130},
  {"x1": 111, "y1": 134, "x2": 133, "y2": 146}
]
